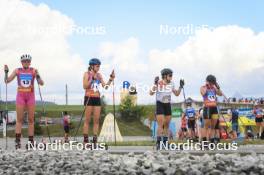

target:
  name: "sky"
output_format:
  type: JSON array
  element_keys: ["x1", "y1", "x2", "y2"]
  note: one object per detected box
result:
[{"x1": 0, "y1": 0, "x2": 264, "y2": 105}]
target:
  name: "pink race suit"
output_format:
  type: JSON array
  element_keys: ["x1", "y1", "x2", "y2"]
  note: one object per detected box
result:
[{"x1": 16, "y1": 68, "x2": 36, "y2": 106}]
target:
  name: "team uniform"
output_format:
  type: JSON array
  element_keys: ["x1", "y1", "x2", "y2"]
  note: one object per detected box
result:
[
  {"x1": 184, "y1": 107, "x2": 196, "y2": 131},
  {"x1": 84, "y1": 71, "x2": 103, "y2": 106},
  {"x1": 156, "y1": 81, "x2": 176, "y2": 116},
  {"x1": 16, "y1": 68, "x2": 36, "y2": 106},
  {"x1": 63, "y1": 115, "x2": 70, "y2": 133},
  {"x1": 202, "y1": 86, "x2": 218, "y2": 119},
  {"x1": 254, "y1": 108, "x2": 263, "y2": 123},
  {"x1": 231, "y1": 109, "x2": 239, "y2": 133}
]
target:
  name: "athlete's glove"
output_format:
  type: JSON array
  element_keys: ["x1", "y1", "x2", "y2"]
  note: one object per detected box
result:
[
  {"x1": 215, "y1": 82, "x2": 220, "y2": 90},
  {"x1": 154, "y1": 76, "x2": 159, "y2": 85},
  {"x1": 109, "y1": 70, "x2": 115, "y2": 81},
  {"x1": 35, "y1": 69, "x2": 41, "y2": 81},
  {"x1": 180, "y1": 79, "x2": 185, "y2": 88}
]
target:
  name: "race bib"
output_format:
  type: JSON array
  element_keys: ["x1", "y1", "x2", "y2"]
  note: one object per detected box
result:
[
  {"x1": 187, "y1": 112, "x2": 194, "y2": 118},
  {"x1": 162, "y1": 95, "x2": 171, "y2": 103},
  {"x1": 207, "y1": 91, "x2": 216, "y2": 102},
  {"x1": 20, "y1": 74, "x2": 33, "y2": 88}
]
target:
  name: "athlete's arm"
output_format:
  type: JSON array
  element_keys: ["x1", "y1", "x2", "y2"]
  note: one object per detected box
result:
[
  {"x1": 149, "y1": 85, "x2": 157, "y2": 96},
  {"x1": 195, "y1": 111, "x2": 199, "y2": 120},
  {"x1": 5, "y1": 69, "x2": 17, "y2": 83},
  {"x1": 215, "y1": 88, "x2": 223, "y2": 96},
  {"x1": 35, "y1": 70, "x2": 44, "y2": 86},
  {"x1": 101, "y1": 71, "x2": 115, "y2": 90},
  {"x1": 172, "y1": 87, "x2": 181, "y2": 96},
  {"x1": 181, "y1": 112, "x2": 185, "y2": 119},
  {"x1": 83, "y1": 72, "x2": 92, "y2": 89},
  {"x1": 200, "y1": 86, "x2": 207, "y2": 96}
]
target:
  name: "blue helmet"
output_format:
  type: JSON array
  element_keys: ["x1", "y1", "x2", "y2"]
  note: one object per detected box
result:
[{"x1": 89, "y1": 58, "x2": 101, "y2": 66}]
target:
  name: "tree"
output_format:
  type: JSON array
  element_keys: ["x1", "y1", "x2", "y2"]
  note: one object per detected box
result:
[{"x1": 119, "y1": 95, "x2": 146, "y2": 121}]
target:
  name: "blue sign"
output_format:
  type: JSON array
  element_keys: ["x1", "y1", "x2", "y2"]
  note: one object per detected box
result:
[{"x1": 123, "y1": 81, "x2": 130, "y2": 89}]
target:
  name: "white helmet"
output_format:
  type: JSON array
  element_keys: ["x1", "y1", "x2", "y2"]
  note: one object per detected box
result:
[{"x1": 20, "y1": 54, "x2": 32, "y2": 62}]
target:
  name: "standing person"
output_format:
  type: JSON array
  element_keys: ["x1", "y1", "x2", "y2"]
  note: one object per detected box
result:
[
  {"x1": 197, "y1": 108, "x2": 205, "y2": 142},
  {"x1": 150, "y1": 68, "x2": 184, "y2": 150},
  {"x1": 83, "y1": 58, "x2": 115, "y2": 147},
  {"x1": 4, "y1": 54, "x2": 44, "y2": 149},
  {"x1": 229, "y1": 108, "x2": 239, "y2": 141},
  {"x1": 62, "y1": 111, "x2": 70, "y2": 143},
  {"x1": 179, "y1": 113, "x2": 188, "y2": 140},
  {"x1": 253, "y1": 103, "x2": 264, "y2": 138},
  {"x1": 182, "y1": 98, "x2": 197, "y2": 140},
  {"x1": 200, "y1": 75, "x2": 223, "y2": 146}
]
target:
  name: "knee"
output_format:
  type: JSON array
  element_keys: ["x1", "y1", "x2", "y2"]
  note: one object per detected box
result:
[
  {"x1": 28, "y1": 117, "x2": 34, "y2": 124},
  {"x1": 16, "y1": 118, "x2": 23, "y2": 124},
  {"x1": 94, "y1": 118, "x2": 99, "y2": 125}
]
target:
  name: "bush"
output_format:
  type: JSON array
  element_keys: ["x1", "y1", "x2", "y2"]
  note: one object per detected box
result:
[{"x1": 119, "y1": 95, "x2": 146, "y2": 121}]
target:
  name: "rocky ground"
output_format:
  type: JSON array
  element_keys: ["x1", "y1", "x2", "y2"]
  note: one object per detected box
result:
[{"x1": 0, "y1": 150, "x2": 264, "y2": 175}]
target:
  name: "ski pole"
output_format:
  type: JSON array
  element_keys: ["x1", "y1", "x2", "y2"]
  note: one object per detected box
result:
[
  {"x1": 74, "y1": 96, "x2": 90, "y2": 141},
  {"x1": 112, "y1": 79, "x2": 117, "y2": 146},
  {"x1": 37, "y1": 82, "x2": 51, "y2": 143},
  {"x1": 4, "y1": 65, "x2": 9, "y2": 150},
  {"x1": 152, "y1": 76, "x2": 159, "y2": 142}
]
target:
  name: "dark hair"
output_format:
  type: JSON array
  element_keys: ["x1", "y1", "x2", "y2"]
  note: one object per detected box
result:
[{"x1": 63, "y1": 111, "x2": 68, "y2": 115}]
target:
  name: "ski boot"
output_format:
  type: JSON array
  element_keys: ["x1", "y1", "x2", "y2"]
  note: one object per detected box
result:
[
  {"x1": 15, "y1": 138, "x2": 21, "y2": 150},
  {"x1": 15, "y1": 133, "x2": 21, "y2": 150}
]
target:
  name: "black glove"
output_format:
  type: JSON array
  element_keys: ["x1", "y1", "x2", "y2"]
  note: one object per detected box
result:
[
  {"x1": 154, "y1": 76, "x2": 159, "y2": 85},
  {"x1": 215, "y1": 82, "x2": 220, "y2": 89},
  {"x1": 180, "y1": 79, "x2": 184, "y2": 88},
  {"x1": 4, "y1": 65, "x2": 9, "y2": 74},
  {"x1": 35, "y1": 70, "x2": 41, "y2": 80}
]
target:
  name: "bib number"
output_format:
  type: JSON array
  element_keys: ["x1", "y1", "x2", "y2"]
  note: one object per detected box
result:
[{"x1": 20, "y1": 74, "x2": 33, "y2": 88}]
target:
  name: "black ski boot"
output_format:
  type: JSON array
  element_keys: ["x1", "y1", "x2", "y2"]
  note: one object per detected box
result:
[
  {"x1": 92, "y1": 135, "x2": 98, "y2": 150},
  {"x1": 15, "y1": 133, "x2": 21, "y2": 150},
  {"x1": 83, "y1": 135, "x2": 91, "y2": 150},
  {"x1": 156, "y1": 136, "x2": 162, "y2": 150}
]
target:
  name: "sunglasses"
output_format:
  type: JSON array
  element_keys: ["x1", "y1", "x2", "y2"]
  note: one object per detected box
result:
[{"x1": 21, "y1": 60, "x2": 31, "y2": 63}]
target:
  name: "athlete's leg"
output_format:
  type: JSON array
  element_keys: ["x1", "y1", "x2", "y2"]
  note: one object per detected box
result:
[
  {"x1": 93, "y1": 106, "x2": 101, "y2": 136},
  {"x1": 83, "y1": 106, "x2": 93, "y2": 138},
  {"x1": 157, "y1": 115, "x2": 164, "y2": 136},
  {"x1": 27, "y1": 105, "x2": 35, "y2": 137},
  {"x1": 164, "y1": 115, "x2": 171, "y2": 137},
  {"x1": 15, "y1": 105, "x2": 25, "y2": 134}
]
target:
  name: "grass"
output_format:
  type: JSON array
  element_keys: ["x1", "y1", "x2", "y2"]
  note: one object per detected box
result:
[
  {"x1": 0, "y1": 104, "x2": 121, "y2": 118},
  {"x1": 1, "y1": 118, "x2": 152, "y2": 138}
]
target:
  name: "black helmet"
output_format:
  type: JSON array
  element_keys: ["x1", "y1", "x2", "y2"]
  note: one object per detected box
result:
[
  {"x1": 186, "y1": 98, "x2": 192, "y2": 106},
  {"x1": 89, "y1": 58, "x2": 101, "y2": 66},
  {"x1": 161, "y1": 68, "x2": 173, "y2": 76},
  {"x1": 206, "y1": 74, "x2": 216, "y2": 84}
]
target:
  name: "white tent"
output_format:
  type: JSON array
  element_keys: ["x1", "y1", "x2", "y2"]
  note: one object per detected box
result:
[{"x1": 98, "y1": 113, "x2": 123, "y2": 142}]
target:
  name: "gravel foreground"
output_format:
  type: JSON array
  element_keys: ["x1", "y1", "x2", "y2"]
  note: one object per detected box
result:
[{"x1": 1, "y1": 150, "x2": 264, "y2": 175}]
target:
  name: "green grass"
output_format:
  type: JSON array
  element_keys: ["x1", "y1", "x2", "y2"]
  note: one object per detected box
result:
[
  {"x1": 0, "y1": 104, "x2": 120, "y2": 118},
  {"x1": 1, "y1": 118, "x2": 152, "y2": 138}
]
